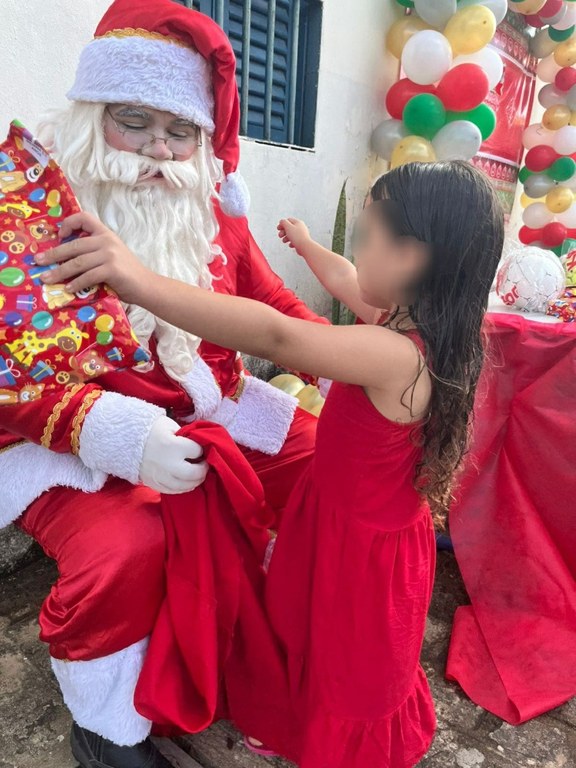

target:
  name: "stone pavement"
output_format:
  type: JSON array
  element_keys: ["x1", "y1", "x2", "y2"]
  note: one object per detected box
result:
[{"x1": 1, "y1": 544, "x2": 575, "y2": 768}]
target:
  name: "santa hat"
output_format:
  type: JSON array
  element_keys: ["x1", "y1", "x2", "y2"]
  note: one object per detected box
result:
[{"x1": 67, "y1": 0, "x2": 250, "y2": 217}]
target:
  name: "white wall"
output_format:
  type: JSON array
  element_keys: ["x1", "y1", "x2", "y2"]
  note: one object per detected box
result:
[{"x1": 0, "y1": 0, "x2": 397, "y2": 315}]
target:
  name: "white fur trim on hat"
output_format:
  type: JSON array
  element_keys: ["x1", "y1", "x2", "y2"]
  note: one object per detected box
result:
[
  {"x1": 219, "y1": 171, "x2": 251, "y2": 218},
  {"x1": 51, "y1": 638, "x2": 151, "y2": 747},
  {"x1": 67, "y1": 35, "x2": 215, "y2": 133}
]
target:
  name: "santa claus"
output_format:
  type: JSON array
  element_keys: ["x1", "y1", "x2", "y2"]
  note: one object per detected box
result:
[{"x1": 0, "y1": 1, "x2": 323, "y2": 766}]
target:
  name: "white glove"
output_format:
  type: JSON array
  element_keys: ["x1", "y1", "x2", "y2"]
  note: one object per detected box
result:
[{"x1": 139, "y1": 416, "x2": 208, "y2": 494}]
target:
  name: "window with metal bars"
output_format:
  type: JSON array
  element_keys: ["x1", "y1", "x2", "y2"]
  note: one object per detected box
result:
[{"x1": 172, "y1": 0, "x2": 322, "y2": 148}]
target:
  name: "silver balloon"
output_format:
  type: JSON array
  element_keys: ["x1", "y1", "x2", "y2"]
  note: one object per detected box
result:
[
  {"x1": 567, "y1": 85, "x2": 576, "y2": 112},
  {"x1": 523, "y1": 173, "x2": 555, "y2": 198},
  {"x1": 456, "y1": 0, "x2": 507, "y2": 24},
  {"x1": 539, "y1": 83, "x2": 567, "y2": 109},
  {"x1": 530, "y1": 29, "x2": 559, "y2": 59},
  {"x1": 432, "y1": 120, "x2": 482, "y2": 161},
  {"x1": 370, "y1": 119, "x2": 408, "y2": 161},
  {"x1": 413, "y1": 0, "x2": 457, "y2": 29}
]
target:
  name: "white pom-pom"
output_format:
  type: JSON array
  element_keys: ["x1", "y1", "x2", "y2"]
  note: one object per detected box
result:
[{"x1": 219, "y1": 171, "x2": 251, "y2": 218}]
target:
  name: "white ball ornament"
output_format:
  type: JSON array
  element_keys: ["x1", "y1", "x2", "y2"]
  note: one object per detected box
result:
[{"x1": 496, "y1": 247, "x2": 566, "y2": 313}]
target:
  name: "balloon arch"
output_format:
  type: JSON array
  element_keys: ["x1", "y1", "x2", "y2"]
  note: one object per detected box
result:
[{"x1": 372, "y1": 0, "x2": 576, "y2": 319}]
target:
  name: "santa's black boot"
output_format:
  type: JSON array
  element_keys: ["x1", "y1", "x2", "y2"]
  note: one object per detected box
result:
[{"x1": 71, "y1": 723, "x2": 173, "y2": 768}]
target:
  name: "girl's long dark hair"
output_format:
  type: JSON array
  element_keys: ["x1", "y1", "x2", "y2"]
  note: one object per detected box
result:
[{"x1": 371, "y1": 161, "x2": 504, "y2": 524}]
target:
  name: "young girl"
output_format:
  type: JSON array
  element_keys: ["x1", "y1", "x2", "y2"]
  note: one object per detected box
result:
[{"x1": 40, "y1": 160, "x2": 504, "y2": 768}]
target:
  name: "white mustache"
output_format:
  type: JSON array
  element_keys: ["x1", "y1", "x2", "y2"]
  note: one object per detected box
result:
[{"x1": 101, "y1": 147, "x2": 200, "y2": 190}]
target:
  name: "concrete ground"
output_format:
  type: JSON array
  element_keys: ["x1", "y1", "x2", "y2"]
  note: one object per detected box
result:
[{"x1": 1, "y1": 541, "x2": 575, "y2": 768}]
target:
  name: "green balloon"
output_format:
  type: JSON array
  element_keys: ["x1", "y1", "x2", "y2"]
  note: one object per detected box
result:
[
  {"x1": 549, "y1": 26, "x2": 575, "y2": 43},
  {"x1": 551, "y1": 246, "x2": 563, "y2": 257},
  {"x1": 395, "y1": 0, "x2": 414, "y2": 6},
  {"x1": 518, "y1": 166, "x2": 533, "y2": 184},
  {"x1": 447, "y1": 104, "x2": 496, "y2": 141},
  {"x1": 548, "y1": 156, "x2": 576, "y2": 182},
  {"x1": 403, "y1": 94, "x2": 446, "y2": 140}
]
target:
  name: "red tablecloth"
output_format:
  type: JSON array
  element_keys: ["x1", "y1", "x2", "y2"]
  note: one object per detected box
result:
[{"x1": 446, "y1": 310, "x2": 576, "y2": 724}]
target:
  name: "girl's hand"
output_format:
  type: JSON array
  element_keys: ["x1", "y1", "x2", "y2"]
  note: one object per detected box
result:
[
  {"x1": 36, "y1": 212, "x2": 149, "y2": 304},
  {"x1": 277, "y1": 218, "x2": 311, "y2": 256}
]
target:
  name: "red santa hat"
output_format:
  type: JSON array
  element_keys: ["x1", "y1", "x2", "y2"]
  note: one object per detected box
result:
[{"x1": 67, "y1": 0, "x2": 250, "y2": 217}]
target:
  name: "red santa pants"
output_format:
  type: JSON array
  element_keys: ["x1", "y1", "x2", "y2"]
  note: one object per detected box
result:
[{"x1": 17, "y1": 408, "x2": 317, "y2": 662}]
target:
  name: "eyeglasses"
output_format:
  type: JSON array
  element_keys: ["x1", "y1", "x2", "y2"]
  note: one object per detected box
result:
[{"x1": 105, "y1": 106, "x2": 202, "y2": 154}]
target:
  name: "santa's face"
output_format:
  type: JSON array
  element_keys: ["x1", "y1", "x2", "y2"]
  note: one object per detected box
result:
[
  {"x1": 37, "y1": 100, "x2": 223, "y2": 381},
  {"x1": 103, "y1": 103, "x2": 202, "y2": 164}
]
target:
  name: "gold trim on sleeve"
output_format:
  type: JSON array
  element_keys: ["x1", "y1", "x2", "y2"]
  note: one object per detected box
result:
[
  {"x1": 70, "y1": 390, "x2": 104, "y2": 456},
  {"x1": 40, "y1": 384, "x2": 85, "y2": 450}
]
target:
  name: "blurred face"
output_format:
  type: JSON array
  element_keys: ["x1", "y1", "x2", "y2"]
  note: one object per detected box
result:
[
  {"x1": 352, "y1": 203, "x2": 429, "y2": 309},
  {"x1": 103, "y1": 104, "x2": 202, "y2": 162}
]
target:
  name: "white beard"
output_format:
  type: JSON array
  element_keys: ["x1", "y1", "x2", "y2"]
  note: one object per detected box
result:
[{"x1": 37, "y1": 102, "x2": 223, "y2": 382}]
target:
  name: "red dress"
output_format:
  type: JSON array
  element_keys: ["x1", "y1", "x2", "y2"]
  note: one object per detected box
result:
[{"x1": 263, "y1": 375, "x2": 437, "y2": 768}]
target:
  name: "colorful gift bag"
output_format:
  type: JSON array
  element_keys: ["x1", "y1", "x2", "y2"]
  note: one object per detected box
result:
[{"x1": 0, "y1": 120, "x2": 151, "y2": 404}]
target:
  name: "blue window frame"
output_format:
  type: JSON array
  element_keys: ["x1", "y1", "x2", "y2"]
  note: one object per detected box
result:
[{"x1": 173, "y1": 0, "x2": 322, "y2": 147}]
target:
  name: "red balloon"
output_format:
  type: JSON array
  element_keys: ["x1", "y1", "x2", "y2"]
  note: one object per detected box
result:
[
  {"x1": 539, "y1": 0, "x2": 564, "y2": 19},
  {"x1": 542, "y1": 222, "x2": 568, "y2": 247},
  {"x1": 518, "y1": 226, "x2": 543, "y2": 245},
  {"x1": 436, "y1": 65, "x2": 490, "y2": 112},
  {"x1": 555, "y1": 67, "x2": 576, "y2": 92},
  {"x1": 525, "y1": 14, "x2": 546, "y2": 27},
  {"x1": 525, "y1": 145, "x2": 558, "y2": 172},
  {"x1": 385, "y1": 79, "x2": 436, "y2": 120}
]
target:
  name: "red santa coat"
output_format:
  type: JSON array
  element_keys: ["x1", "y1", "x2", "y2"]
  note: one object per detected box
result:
[{"x1": 0, "y1": 205, "x2": 325, "y2": 530}]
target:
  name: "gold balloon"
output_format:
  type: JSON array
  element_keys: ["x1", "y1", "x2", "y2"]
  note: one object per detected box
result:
[
  {"x1": 554, "y1": 38, "x2": 576, "y2": 68},
  {"x1": 546, "y1": 186, "x2": 574, "y2": 213},
  {"x1": 391, "y1": 136, "x2": 436, "y2": 168},
  {"x1": 268, "y1": 373, "x2": 306, "y2": 397},
  {"x1": 509, "y1": 0, "x2": 547, "y2": 13},
  {"x1": 570, "y1": 111, "x2": 576, "y2": 126},
  {"x1": 444, "y1": 6, "x2": 497, "y2": 55},
  {"x1": 385, "y1": 16, "x2": 429, "y2": 59},
  {"x1": 520, "y1": 193, "x2": 545, "y2": 208},
  {"x1": 543, "y1": 104, "x2": 572, "y2": 131},
  {"x1": 296, "y1": 385, "x2": 325, "y2": 417}
]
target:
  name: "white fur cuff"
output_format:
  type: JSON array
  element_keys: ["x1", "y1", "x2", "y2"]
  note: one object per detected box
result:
[
  {"x1": 0, "y1": 442, "x2": 107, "y2": 529},
  {"x1": 51, "y1": 638, "x2": 151, "y2": 747},
  {"x1": 78, "y1": 392, "x2": 164, "y2": 485},
  {"x1": 219, "y1": 171, "x2": 251, "y2": 218},
  {"x1": 181, "y1": 356, "x2": 222, "y2": 419},
  {"x1": 211, "y1": 376, "x2": 297, "y2": 455}
]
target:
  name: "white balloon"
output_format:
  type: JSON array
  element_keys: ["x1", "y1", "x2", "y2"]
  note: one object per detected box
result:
[
  {"x1": 456, "y1": 0, "x2": 507, "y2": 24},
  {"x1": 567, "y1": 85, "x2": 576, "y2": 112},
  {"x1": 401, "y1": 30, "x2": 453, "y2": 86},
  {"x1": 530, "y1": 29, "x2": 560, "y2": 59},
  {"x1": 454, "y1": 48, "x2": 504, "y2": 89},
  {"x1": 371, "y1": 120, "x2": 408, "y2": 160},
  {"x1": 432, "y1": 120, "x2": 483, "y2": 161},
  {"x1": 555, "y1": 6, "x2": 576, "y2": 30},
  {"x1": 553, "y1": 125, "x2": 576, "y2": 155},
  {"x1": 556, "y1": 204, "x2": 576, "y2": 227},
  {"x1": 522, "y1": 202, "x2": 555, "y2": 229},
  {"x1": 523, "y1": 173, "x2": 555, "y2": 198},
  {"x1": 414, "y1": 0, "x2": 457, "y2": 29},
  {"x1": 537, "y1": 54, "x2": 562, "y2": 84},
  {"x1": 523, "y1": 123, "x2": 556, "y2": 150},
  {"x1": 539, "y1": 83, "x2": 567, "y2": 109}
]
